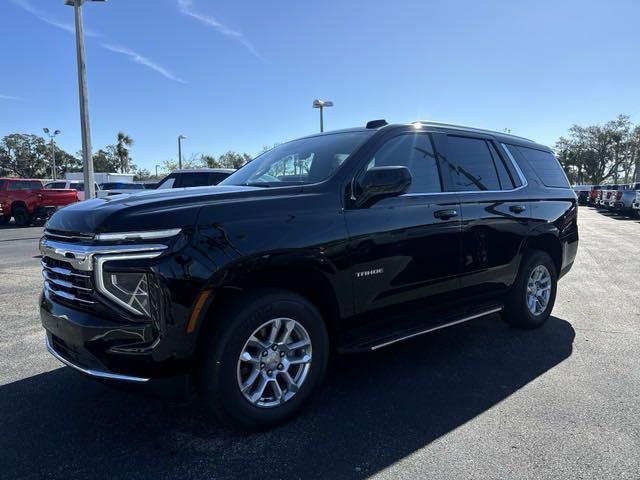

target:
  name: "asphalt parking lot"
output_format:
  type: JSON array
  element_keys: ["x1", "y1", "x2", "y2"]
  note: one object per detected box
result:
[{"x1": 0, "y1": 206, "x2": 639, "y2": 480}]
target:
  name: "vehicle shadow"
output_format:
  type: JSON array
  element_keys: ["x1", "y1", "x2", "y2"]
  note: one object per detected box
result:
[
  {"x1": 598, "y1": 211, "x2": 640, "y2": 222},
  {"x1": 0, "y1": 315, "x2": 574, "y2": 480}
]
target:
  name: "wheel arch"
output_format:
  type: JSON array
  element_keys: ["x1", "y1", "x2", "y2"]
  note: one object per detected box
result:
[
  {"x1": 190, "y1": 254, "x2": 345, "y2": 351},
  {"x1": 520, "y1": 231, "x2": 563, "y2": 275}
]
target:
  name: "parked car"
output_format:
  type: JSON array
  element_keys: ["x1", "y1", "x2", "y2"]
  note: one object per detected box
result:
[
  {"x1": 0, "y1": 178, "x2": 79, "y2": 226},
  {"x1": 44, "y1": 180, "x2": 100, "y2": 201},
  {"x1": 572, "y1": 185, "x2": 593, "y2": 205},
  {"x1": 588, "y1": 185, "x2": 601, "y2": 205},
  {"x1": 610, "y1": 183, "x2": 640, "y2": 216},
  {"x1": 155, "y1": 169, "x2": 235, "y2": 189},
  {"x1": 39, "y1": 120, "x2": 578, "y2": 429},
  {"x1": 97, "y1": 182, "x2": 145, "y2": 198}
]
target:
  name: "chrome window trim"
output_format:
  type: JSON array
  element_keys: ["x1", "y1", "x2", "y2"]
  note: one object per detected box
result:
[
  {"x1": 94, "y1": 252, "x2": 163, "y2": 316},
  {"x1": 45, "y1": 336, "x2": 150, "y2": 383}
]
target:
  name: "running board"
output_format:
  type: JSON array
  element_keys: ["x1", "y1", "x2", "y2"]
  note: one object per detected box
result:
[
  {"x1": 370, "y1": 306, "x2": 503, "y2": 350},
  {"x1": 340, "y1": 305, "x2": 503, "y2": 353}
]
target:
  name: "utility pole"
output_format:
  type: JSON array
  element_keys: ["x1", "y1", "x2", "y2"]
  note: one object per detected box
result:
[
  {"x1": 43, "y1": 128, "x2": 60, "y2": 180},
  {"x1": 155, "y1": 164, "x2": 160, "y2": 177},
  {"x1": 66, "y1": 0, "x2": 105, "y2": 199}
]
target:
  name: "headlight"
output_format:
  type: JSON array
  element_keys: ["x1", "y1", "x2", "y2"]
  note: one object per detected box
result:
[
  {"x1": 102, "y1": 272, "x2": 150, "y2": 316},
  {"x1": 95, "y1": 252, "x2": 162, "y2": 317}
]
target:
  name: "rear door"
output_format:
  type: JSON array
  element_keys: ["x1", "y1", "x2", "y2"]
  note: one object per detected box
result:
[
  {"x1": 344, "y1": 131, "x2": 462, "y2": 324},
  {"x1": 437, "y1": 134, "x2": 531, "y2": 301}
]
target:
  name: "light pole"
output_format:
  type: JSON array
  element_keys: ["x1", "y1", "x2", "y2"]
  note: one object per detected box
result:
[
  {"x1": 155, "y1": 164, "x2": 160, "y2": 177},
  {"x1": 43, "y1": 128, "x2": 61, "y2": 180},
  {"x1": 178, "y1": 135, "x2": 186, "y2": 169},
  {"x1": 65, "y1": 0, "x2": 105, "y2": 200},
  {"x1": 312, "y1": 99, "x2": 333, "y2": 133}
]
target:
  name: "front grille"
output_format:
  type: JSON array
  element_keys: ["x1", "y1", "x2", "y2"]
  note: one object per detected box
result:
[
  {"x1": 42, "y1": 256, "x2": 95, "y2": 307},
  {"x1": 43, "y1": 228, "x2": 94, "y2": 244}
]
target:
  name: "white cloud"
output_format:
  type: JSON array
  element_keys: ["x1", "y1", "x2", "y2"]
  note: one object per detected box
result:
[
  {"x1": 101, "y1": 44, "x2": 188, "y2": 84},
  {"x1": 0, "y1": 94, "x2": 21, "y2": 101},
  {"x1": 177, "y1": 0, "x2": 262, "y2": 59},
  {"x1": 11, "y1": 0, "x2": 100, "y2": 37}
]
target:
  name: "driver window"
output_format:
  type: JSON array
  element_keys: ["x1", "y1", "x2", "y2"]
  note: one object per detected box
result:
[{"x1": 366, "y1": 134, "x2": 442, "y2": 194}]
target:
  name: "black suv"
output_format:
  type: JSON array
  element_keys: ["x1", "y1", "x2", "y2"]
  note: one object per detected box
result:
[{"x1": 40, "y1": 121, "x2": 578, "y2": 429}]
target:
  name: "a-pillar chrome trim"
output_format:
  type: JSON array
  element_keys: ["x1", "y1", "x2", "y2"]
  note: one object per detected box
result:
[
  {"x1": 370, "y1": 306, "x2": 503, "y2": 351},
  {"x1": 45, "y1": 336, "x2": 150, "y2": 383}
]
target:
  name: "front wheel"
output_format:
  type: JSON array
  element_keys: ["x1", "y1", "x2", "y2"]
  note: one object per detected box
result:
[
  {"x1": 197, "y1": 289, "x2": 329, "y2": 430},
  {"x1": 503, "y1": 250, "x2": 557, "y2": 329}
]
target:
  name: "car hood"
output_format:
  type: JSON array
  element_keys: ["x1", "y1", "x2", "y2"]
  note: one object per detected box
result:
[{"x1": 46, "y1": 185, "x2": 293, "y2": 234}]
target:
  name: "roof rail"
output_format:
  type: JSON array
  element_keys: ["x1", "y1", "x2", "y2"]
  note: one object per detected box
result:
[{"x1": 411, "y1": 121, "x2": 535, "y2": 143}]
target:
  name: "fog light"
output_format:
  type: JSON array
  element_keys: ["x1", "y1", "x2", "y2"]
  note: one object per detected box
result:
[{"x1": 103, "y1": 271, "x2": 150, "y2": 316}]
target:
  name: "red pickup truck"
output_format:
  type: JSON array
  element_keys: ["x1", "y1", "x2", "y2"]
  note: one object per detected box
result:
[{"x1": 0, "y1": 178, "x2": 79, "y2": 227}]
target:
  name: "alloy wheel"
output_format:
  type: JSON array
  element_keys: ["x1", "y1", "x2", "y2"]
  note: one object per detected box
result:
[{"x1": 236, "y1": 317, "x2": 312, "y2": 408}]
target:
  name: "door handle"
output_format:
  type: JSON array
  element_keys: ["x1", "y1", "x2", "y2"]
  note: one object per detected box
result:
[
  {"x1": 434, "y1": 209, "x2": 458, "y2": 220},
  {"x1": 509, "y1": 205, "x2": 527, "y2": 214}
]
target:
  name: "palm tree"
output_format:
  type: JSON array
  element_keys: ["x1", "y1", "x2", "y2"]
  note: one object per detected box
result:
[{"x1": 115, "y1": 132, "x2": 134, "y2": 173}]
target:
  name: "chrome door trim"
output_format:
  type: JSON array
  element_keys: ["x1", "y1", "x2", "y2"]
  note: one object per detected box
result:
[{"x1": 370, "y1": 306, "x2": 503, "y2": 351}]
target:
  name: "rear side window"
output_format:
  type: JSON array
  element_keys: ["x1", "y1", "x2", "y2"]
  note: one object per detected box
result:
[
  {"x1": 178, "y1": 173, "x2": 212, "y2": 188},
  {"x1": 8, "y1": 180, "x2": 42, "y2": 190},
  {"x1": 46, "y1": 182, "x2": 67, "y2": 189},
  {"x1": 445, "y1": 136, "x2": 502, "y2": 191},
  {"x1": 208, "y1": 172, "x2": 230, "y2": 185},
  {"x1": 512, "y1": 146, "x2": 569, "y2": 188}
]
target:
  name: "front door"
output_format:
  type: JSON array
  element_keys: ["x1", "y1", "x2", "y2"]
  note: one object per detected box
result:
[{"x1": 344, "y1": 131, "x2": 462, "y2": 326}]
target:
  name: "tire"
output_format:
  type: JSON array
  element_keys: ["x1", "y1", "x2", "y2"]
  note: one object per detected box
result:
[
  {"x1": 197, "y1": 288, "x2": 329, "y2": 430},
  {"x1": 12, "y1": 206, "x2": 32, "y2": 227},
  {"x1": 0, "y1": 215, "x2": 10, "y2": 225},
  {"x1": 503, "y1": 249, "x2": 557, "y2": 329}
]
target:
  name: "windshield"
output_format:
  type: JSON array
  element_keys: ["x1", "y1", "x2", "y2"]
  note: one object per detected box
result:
[{"x1": 221, "y1": 131, "x2": 372, "y2": 187}]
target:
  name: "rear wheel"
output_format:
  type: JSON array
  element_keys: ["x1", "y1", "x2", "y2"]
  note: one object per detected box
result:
[
  {"x1": 503, "y1": 250, "x2": 557, "y2": 329},
  {"x1": 12, "y1": 206, "x2": 32, "y2": 227},
  {"x1": 197, "y1": 288, "x2": 329, "y2": 430}
]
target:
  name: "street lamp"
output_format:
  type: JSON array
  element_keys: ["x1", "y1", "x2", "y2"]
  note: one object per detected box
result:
[
  {"x1": 43, "y1": 128, "x2": 61, "y2": 180},
  {"x1": 312, "y1": 99, "x2": 333, "y2": 133},
  {"x1": 178, "y1": 135, "x2": 186, "y2": 169},
  {"x1": 65, "y1": 0, "x2": 105, "y2": 200}
]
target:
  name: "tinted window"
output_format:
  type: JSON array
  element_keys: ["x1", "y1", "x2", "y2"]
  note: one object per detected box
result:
[
  {"x1": 0, "y1": 180, "x2": 4, "y2": 190},
  {"x1": 156, "y1": 175, "x2": 176, "y2": 189},
  {"x1": 486, "y1": 142, "x2": 515, "y2": 189},
  {"x1": 445, "y1": 136, "x2": 500, "y2": 191},
  {"x1": 46, "y1": 182, "x2": 67, "y2": 189},
  {"x1": 179, "y1": 173, "x2": 213, "y2": 188},
  {"x1": 9, "y1": 180, "x2": 42, "y2": 190},
  {"x1": 365, "y1": 133, "x2": 441, "y2": 194},
  {"x1": 209, "y1": 172, "x2": 231, "y2": 185},
  {"x1": 513, "y1": 145, "x2": 569, "y2": 188}
]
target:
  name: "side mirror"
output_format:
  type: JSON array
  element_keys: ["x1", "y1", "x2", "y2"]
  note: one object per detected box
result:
[{"x1": 356, "y1": 166, "x2": 412, "y2": 208}]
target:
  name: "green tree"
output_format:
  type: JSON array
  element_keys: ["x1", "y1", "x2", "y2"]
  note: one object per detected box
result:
[
  {"x1": 201, "y1": 151, "x2": 252, "y2": 169},
  {"x1": 0, "y1": 133, "x2": 80, "y2": 178},
  {"x1": 115, "y1": 132, "x2": 134, "y2": 173},
  {"x1": 91, "y1": 146, "x2": 121, "y2": 173}
]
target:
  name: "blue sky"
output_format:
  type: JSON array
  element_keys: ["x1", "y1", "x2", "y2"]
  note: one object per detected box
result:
[{"x1": 1, "y1": 0, "x2": 640, "y2": 172}]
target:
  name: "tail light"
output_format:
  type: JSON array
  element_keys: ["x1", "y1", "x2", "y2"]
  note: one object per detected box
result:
[{"x1": 616, "y1": 191, "x2": 623, "y2": 200}]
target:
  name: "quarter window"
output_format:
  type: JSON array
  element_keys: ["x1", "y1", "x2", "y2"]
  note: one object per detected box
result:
[
  {"x1": 511, "y1": 145, "x2": 569, "y2": 188},
  {"x1": 365, "y1": 134, "x2": 442, "y2": 194}
]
